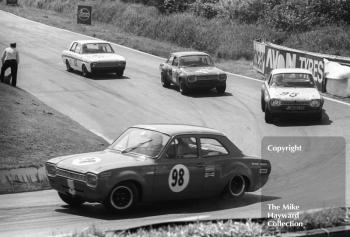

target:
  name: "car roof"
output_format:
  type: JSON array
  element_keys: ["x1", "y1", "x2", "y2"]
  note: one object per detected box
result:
[
  {"x1": 271, "y1": 68, "x2": 312, "y2": 75},
  {"x1": 73, "y1": 39, "x2": 110, "y2": 45},
  {"x1": 132, "y1": 124, "x2": 224, "y2": 136},
  {"x1": 171, "y1": 51, "x2": 209, "y2": 57}
]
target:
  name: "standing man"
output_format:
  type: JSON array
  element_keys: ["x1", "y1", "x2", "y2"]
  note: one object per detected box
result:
[{"x1": 0, "y1": 43, "x2": 19, "y2": 87}]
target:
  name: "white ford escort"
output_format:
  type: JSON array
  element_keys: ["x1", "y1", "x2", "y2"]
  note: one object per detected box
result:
[
  {"x1": 62, "y1": 40, "x2": 126, "y2": 77},
  {"x1": 261, "y1": 68, "x2": 324, "y2": 123}
]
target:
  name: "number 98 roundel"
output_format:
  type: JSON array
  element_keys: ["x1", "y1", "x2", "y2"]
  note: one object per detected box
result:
[{"x1": 168, "y1": 164, "x2": 190, "y2": 192}]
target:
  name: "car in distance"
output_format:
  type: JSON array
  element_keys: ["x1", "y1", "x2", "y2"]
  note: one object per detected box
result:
[
  {"x1": 261, "y1": 68, "x2": 324, "y2": 123},
  {"x1": 62, "y1": 40, "x2": 126, "y2": 77},
  {"x1": 46, "y1": 124, "x2": 271, "y2": 212},
  {"x1": 159, "y1": 52, "x2": 227, "y2": 95}
]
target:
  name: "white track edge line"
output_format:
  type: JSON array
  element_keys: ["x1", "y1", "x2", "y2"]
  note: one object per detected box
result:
[{"x1": 2, "y1": 10, "x2": 350, "y2": 107}]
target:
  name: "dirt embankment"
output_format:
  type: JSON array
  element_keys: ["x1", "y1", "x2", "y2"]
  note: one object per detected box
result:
[{"x1": 0, "y1": 82, "x2": 108, "y2": 193}]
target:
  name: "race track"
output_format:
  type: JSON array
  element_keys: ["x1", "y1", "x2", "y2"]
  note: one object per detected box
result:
[{"x1": 0, "y1": 10, "x2": 349, "y2": 237}]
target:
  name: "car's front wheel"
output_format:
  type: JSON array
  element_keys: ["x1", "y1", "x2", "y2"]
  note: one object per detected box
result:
[
  {"x1": 216, "y1": 84, "x2": 226, "y2": 94},
  {"x1": 161, "y1": 73, "x2": 170, "y2": 88},
  {"x1": 104, "y1": 182, "x2": 139, "y2": 212},
  {"x1": 261, "y1": 93, "x2": 266, "y2": 112},
  {"x1": 58, "y1": 192, "x2": 84, "y2": 206},
  {"x1": 179, "y1": 79, "x2": 189, "y2": 95},
  {"x1": 82, "y1": 65, "x2": 90, "y2": 78},
  {"x1": 265, "y1": 104, "x2": 273, "y2": 123}
]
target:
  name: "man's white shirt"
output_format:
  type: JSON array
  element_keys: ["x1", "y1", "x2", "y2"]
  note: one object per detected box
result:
[{"x1": 1, "y1": 47, "x2": 19, "y2": 64}]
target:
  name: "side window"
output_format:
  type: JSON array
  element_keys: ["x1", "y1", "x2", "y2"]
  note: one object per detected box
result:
[
  {"x1": 166, "y1": 55, "x2": 174, "y2": 64},
  {"x1": 172, "y1": 57, "x2": 179, "y2": 67},
  {"x1": 75, "y1": 44, "x2": 82, "y2": 54},
  {"x1": 165, "y1": 137, "x2": 198, "y2": 159},
  {"x1": 200, "y1": 138, "x2": 229, "y2": 157},
  {"x1": 70, "y1": 43, "x2": 77, "y2": 52}
]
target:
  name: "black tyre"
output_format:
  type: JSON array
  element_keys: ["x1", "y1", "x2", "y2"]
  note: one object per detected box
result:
[
  {"x1": 261, "y1": 93, "x2": 266, "y2": 112},
  {"x1": 82, "y1": 65, "x2": 90, "y2": 78},
  {"x1": 227, "y1": 175, "x2": 246, "y2": 199},
  {"x1": 116, "y1": 69, "x2": 124, "y2": 77},
  {"x1": 265, "y1": 104, "x2": 273, "y2": 123},
  {"x1": 161, "y1": 73, "x2": 170, "y2": 88},
  {"x1": 65, "y1": 60, "x2": 73, "y2": 72},
  {"x1": 216, "y1": 84, "x2": 226, "y2": 94},
  {"x1": 179, "y1": 79, "x2": 189, "y2": 95},
  {"x1": 58, "y1": 192, "x2": 84, "y2": 206},
  {"x1": 104, "y1": 182, "x2": 139, "y2": 212}
]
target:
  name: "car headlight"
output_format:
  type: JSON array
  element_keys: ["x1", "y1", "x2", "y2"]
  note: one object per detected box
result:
[
  {"x1": 187, "y1": 75, "x2": 197, "y2": 83},
  {"x1": 310, "y1": 99, "x2": 321, "y2": 107},
  {"x1": 46, "y1": 163, "x2": 57, "y2": 177},
  {"x1": 270, "y1": 99, "x2": 281, "y2": 107},
  {"x1": 86, "y1": 173, "x2": 98, "y2": 188},
  {"x1": 219, "y1": 74, "x2": 227, "y2": 81}
]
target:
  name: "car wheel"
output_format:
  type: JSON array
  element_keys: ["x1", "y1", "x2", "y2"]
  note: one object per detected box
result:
[
  {"x1": 315, "y1": 111, "x2": 323, "y2": 122},
  {"x1": 58, "y1": 192, "x2": 84, "y2": 206},
  {"x1": 82, "y1": 65, "x2": 90, "y2": 78},
  {"x1": 161, "y1": 73, "x2": 170, "y2": 88},
  {"x1": 104, "y1": 182, "x2": 139, "y2": 212},
  {"x1": 65, "y1": 60, "x2": 73, "y2": 72},
  {"x1": 216, "y1": 84, "x2": 226, "y2": 94},
  {"x1": 116, "y1": 69, "x2": 124, "y2": 77},
  {"x1": 265, "y1": 104, "x2": 273, "y2": 123},
  {"x1": 261, "y1": 93, "x2": 266, "y2": 112},
  {"x1": 227, "y1": 175, "x2": 246, "y2": 199},
  {"x1": 179, "y1": 79, "x2": 189, "y2": 95}
]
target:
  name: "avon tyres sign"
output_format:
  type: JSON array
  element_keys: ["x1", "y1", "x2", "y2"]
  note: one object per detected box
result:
[
  {"x1": 77, "y1": 5, "x2": 92, "y2": 25},
  {"x1": 253, "y1": 41, "x2": 265, "y2": 74},
  {"x1": 264, "y1": 45, "x2": 325, "y2": 91}
]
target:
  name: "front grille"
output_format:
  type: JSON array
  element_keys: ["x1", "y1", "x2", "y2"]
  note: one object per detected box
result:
[
  {"x1": 94, "y1": 61, "x2": 123, "y2": 68},
  {"x1": 196, "y1": 75, "x2": 218, "y2": 81},
  {"x1": 281, "y1": 101, "x2": 310, "y2": 106},
  {"x1": 56, "y1": 169, "x2": 85, "y2": 182}
]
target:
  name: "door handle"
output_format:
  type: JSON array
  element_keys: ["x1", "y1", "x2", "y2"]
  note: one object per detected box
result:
[{"x1": 196, "y1": 163, "x2": 205, "y2": 168}]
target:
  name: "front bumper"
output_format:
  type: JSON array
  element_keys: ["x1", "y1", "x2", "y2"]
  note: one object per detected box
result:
[
  {"x1": 268, "y1": 105, "x2": 322, "y2": 115},
  {"x1": 48, "y1": 175, "x2": 108, "y2": 203},
  {"x1": 186, "y1": 80, "x2": 226, "y2": 89},
  {"x1": 90, "y1": 66, "x2": 125, "y2": 74}
]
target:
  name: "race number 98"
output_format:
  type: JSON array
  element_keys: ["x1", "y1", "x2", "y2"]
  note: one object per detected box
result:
[{"x1": 168, "y1": 164, "x2": 189, "y2": 192}]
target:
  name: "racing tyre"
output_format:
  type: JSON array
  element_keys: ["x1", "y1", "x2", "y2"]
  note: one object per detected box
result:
[
  {"x1": 82, "y1": 65, "x2": 90, "y2": 78},
  {"x1": 104, "y1": 182, "x2": 139, "y2": 213},
  {"x1": 265, "y1": 105, "x2": 273, "y2": 123},
  {"x1": 226, "y1": 175, "x2": 246, "y2": 199},
  {"x1": 261, "y1": 94, "x2": 266, "y2": 112},
  {"x1": 58, "y1": 192, "x2": 84, "y2": 206},
  {"x1": 179, "y1": 79, "x2": 189, "y2": 95},
  {"x1": 161, "y1": 73, "x2": 170, "y2": 88},
  {"x1": 116, "y1": 69, "x2": 124, "y2": 77},
  {"x1": 65, "y1": 60, "x2": 73, "y2": 72},
  {"x1": 216, "y1": 84, "x2": 226, "y2": 94}
]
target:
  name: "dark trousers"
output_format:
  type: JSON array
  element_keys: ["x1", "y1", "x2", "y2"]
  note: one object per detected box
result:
[{"x1": 0, "y1": 59, "x2": 18, "y2": 86}]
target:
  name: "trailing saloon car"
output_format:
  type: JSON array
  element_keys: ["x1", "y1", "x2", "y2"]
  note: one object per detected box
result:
[
  {"x1": 62, "y1": 40, "x2": 126, "y2": 77},
  {"x1": 159, "y1": 52, "x2": 227, "y2": 95},
  {"x1": 261, "y1": 68, "x2": 324, "y2": 123},
  {"x1": 46, "y1": 124, "x2": 271, "y2": 212}
]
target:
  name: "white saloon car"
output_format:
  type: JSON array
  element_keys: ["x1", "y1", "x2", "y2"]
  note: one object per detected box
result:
[
  {"x1": 62, "y1": 40, "x2": 126, "y2": 77},
  {"x1": 261, "y1": 68, "x2": 324, "y2": 123}
]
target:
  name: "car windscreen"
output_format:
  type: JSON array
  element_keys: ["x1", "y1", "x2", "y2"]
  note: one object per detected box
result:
[
  {"x1": 109, "y1": 128, "x2": 170, "y2": 158},
  {"x1": 179, "y1": 55, "x2": 214, "y2": 67},
  {"x1": 81, "y1": 43, "x2": 115, "y2": 54},
  {"x1": 270, "y1": 73, "x2": 316, "y2": 88}
]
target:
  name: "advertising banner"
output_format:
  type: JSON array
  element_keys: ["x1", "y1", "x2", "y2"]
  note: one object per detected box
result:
[
  {"x1": 253, "y1": 40, "x2": 265, "y2": 74},
  {"x1": 77, "y1": 5, "x2": 92, "y2": 25}
]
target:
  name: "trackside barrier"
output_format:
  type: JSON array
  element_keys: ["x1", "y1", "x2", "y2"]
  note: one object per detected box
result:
[{"x1": 253, "y1": 40, "x2": 350, "y2": 97}]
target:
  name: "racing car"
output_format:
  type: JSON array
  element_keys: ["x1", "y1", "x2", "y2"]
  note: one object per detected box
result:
[
  {"x1": 46, "y1": 124, "x2": 271, "y2": 212},
  {"x1": 62, "y1": 40, "x2": 126, "y2": 77},
  {"x1": 261, "y1": 68, "x2": 324, "y2": 123},
  {"x1": 159, "y1": 52, "x2": 227, "y2": 95}
]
